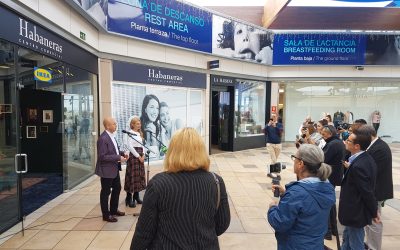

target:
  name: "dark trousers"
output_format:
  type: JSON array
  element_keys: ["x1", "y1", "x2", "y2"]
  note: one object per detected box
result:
[
  {"x1": 327, "y1": 204, "x2": 338, "y2": 235},
  {"x1": 100, "y1": 173, "x2": 121, "y2": 217}
]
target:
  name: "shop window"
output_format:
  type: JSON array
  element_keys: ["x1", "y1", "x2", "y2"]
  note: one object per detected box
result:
[
  {"x1": 234, "y1": 80, "x2": 266, "y2": 137},
  {"x1": 284, "y1": 81, "x2": 400, "y2": 142},
  {"x1": 113, "y1": 83, "x2": 203, "y2": 161},
  {"x1": 64, "y1": 64, "x2": 97, "y2": 189}
]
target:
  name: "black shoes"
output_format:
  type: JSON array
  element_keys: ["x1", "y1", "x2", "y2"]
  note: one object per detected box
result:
[
  {"x1": 324, "y1": 232, "x2": 332, "y2": 240},
  {"x1": 103, "y1": 215, "x2": 117, "y2": 223},
  {"x1": 125, "y1": 193, "x2": 136, "y2": 208},
  {"x1": 134, "y1": 192, "x2": 143, "y2": 204},
  {"x1": 111, "y1": 210, "x2": 125, "y2": 216}
]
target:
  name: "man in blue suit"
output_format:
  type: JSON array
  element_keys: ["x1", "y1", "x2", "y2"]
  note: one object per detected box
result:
[
  {"x1": 339, "y1": 129, "x2": 380, "y2": 249},
  {"x1": 95, "y1": 117, "x2": 128, "y2": 222}
]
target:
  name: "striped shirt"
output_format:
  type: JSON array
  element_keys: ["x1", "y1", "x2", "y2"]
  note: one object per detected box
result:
[{"x1": 131, "y1": 169, "x2": 230, "y2": 250}]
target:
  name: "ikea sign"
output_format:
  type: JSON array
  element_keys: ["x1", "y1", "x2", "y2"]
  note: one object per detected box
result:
[{"x1": 34, "y1": 67, "x2": 52, "y2": 83}]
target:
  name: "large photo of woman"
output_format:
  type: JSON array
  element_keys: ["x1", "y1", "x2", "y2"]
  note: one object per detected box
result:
[{"x1": 113, "y1": 84, "x2": 189, "y2": 160}]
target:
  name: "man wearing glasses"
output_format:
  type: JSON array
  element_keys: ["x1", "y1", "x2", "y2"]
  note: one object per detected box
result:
[
  {"x1": 338, "y1": 129, "x2": 380, "y2": 250},
  {"x1": 320, "y1": 125, "x2": 346, "y2": 240}
]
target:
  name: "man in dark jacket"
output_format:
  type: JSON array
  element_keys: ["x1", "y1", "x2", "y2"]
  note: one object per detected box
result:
[
  {"x1": 95, "y1": 117, "x2": 128, "y2": 222},
  {"x1": 360, "y1": 125, "x2": 393, "y2": 250},
  {"x1": 321, "y1": 125, "x2": 345, "y2": 240},
  {"x1": 339, "y1": 129, "x2": 380, "y2": 250}
]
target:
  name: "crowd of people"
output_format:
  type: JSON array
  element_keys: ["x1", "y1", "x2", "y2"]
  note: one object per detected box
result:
[
  {"x1": 266, "y1": 114, "x2": 393, "y2": 250},
  {"x1": 93, "y1": 111, "x2": 393, "y2": 249}
]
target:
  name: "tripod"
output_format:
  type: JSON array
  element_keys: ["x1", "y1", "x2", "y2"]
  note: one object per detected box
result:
[{"x1": 125, "y1": 133, "x2": 155, "y2": 216}]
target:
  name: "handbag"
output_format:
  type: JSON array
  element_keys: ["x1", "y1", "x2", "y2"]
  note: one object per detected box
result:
[{"x1": 210, "y1": 172, "x2": 220, "y2": 209}]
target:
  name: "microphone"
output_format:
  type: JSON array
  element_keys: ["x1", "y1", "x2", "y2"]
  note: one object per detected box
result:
[{"x1": 122, "y1": 130, "x2": 137, "y2": 136}]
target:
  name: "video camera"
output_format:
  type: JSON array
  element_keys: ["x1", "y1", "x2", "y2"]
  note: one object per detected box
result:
[
  {"x1": 269, "y1": 162, "x2": 286, "y2": 174},
  {"x1": 267, "y1": 162, "x2": 286, "y2": 180},
  {"x1": 337, "y1": 122, "x2": 349, "y2": 131}
]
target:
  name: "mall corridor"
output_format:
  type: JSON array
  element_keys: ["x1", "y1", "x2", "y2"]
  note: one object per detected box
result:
[{"x1": 1, "y1": 144, "x2": 400, "y2": 250}]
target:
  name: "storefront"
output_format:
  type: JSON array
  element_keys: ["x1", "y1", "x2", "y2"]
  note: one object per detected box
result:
[
  {"x1": 0, "y1": 4, "x2": 98, "y2": 233},
  {"x1": 111, "y1": 61, "x2": 206, "y2": 160},
  {"x1": 270, "y1": 33, "x2": 400, "y2": 143},
  {"x1": 210, "y1": 75, "x2": 269, "y2": 152},
  {"x1": 279, "y1": 80, "x2": 400, "y2": 143}
]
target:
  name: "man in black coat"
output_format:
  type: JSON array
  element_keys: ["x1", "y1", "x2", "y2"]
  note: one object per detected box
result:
[
  {"x1": 360, "y1": 125, "x2": 393, "y2": 250},
  {"x1": 321, "y1": 125, "x2": 346, "y2": 240},
  {"x1": 339, "y1": 129, "x2": 380, "y2": 250}
]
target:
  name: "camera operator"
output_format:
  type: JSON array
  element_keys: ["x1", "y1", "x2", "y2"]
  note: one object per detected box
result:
[
  {"x1": 296, "y1": 124, "x2": 323, "y2": 148},
  {"x1": 265, "y1": 114, "x2": 283, "y2": 165},
  {"x1": 337, "y1": 123, "x2": 350, "y2": 141},
  {"x1": 268, "y1": 144, "x2": 335, "y2": 249}
]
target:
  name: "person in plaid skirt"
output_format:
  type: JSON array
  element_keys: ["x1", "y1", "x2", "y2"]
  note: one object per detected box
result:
[{"x1": 124, "y1": 117, "x2": 146, "y2": 207}]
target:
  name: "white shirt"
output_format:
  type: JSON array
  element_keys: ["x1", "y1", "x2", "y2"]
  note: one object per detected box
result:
[
  {"x1": 125, "y1": 130, "x2": 145, "y2": 158},
  {"x1": 106, "y1": 130, "x2": 119, "y2": 154},
  {"x1": 367, "y1": 137, "x2": 379, "y2": 151}
]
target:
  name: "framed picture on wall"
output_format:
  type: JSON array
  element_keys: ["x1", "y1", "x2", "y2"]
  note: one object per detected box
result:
[
  {"x1": 40, "y1": 126, "x2": 48, "y2": 133},
  {"x1": 27, "y1": 108, "x2": 38, "y2": 122},
  {"x1": 26, "y1": 126, "x2": 37, "y2": 139},
  {"x1": 0, "y1": 104, "x2": 12, "y2": 114},
  {"x1": 43, "y1": 110, "x2": 53, "y2": 123}
]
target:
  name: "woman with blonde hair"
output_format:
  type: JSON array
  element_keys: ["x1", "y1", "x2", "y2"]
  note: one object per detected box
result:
[
  {"x1": 124, "y1": 117, "x2": 146, "y2": 208},
  {"x1": 131, "y1": 128, "x2": 230, "y2": 249}
]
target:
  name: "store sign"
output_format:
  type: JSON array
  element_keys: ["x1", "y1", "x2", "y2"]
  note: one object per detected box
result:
[
  {"x1": 210, "y1": 75, "x2": 235, "y2": 86},
  {"x1": 34, "y1": 67, "x2": 52, "y2": 83},
  {"x1": 0, "y1": 5, "x2": 98, "y2": 74},
  {"x1": 288, "y1": 0, "x2": 399, "y2": 7},
  {"x1": 273, "y1": 34, "x2": 366, "y2": 65},
  {"x1": 208, "y1": 60, "x2": 220, "y2": 69},
  {"x1": 113, "y1": 61, "x2": 206, "y2": 89},
  {"x1": 107, "y1": 0, "x2": 212, "y2": 53}
]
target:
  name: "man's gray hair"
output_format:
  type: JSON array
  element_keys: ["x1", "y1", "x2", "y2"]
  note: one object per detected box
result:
[{"x1": 357, "y1": 125, "x2": 377, "y2": 138}]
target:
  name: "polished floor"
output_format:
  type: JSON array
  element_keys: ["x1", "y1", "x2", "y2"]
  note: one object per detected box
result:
[{"x1": 1, "y1": 143, "x2": 400, "y2": 249}]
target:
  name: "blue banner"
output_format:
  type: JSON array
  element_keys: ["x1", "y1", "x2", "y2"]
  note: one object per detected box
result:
[
  {"x1": 273, "y1": 34, "x2": 366, "y2": 65},
  {"x1": 107, "y1": 0, "x2": 212, "y2": 53}
]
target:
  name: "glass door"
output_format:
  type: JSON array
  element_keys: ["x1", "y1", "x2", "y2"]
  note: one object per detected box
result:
[
  {"x1": 211, "y1": 86, "x2": 234, "y2": 152},
  {"x1": 17, "y1": 47, "x2": 63, "y2": 215},
  {"x1": 218, "y1": 91, "x2": 231, "y2": 150},
  {"x1": 0, "y1": 40, "x2": 20, "y2": 233}
]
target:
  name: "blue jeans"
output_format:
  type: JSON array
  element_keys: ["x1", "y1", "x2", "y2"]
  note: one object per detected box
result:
[{"x1": 341, "y1": 226, "x2": 365, "y2": 250}]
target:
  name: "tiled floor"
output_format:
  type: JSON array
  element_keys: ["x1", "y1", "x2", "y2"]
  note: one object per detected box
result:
[{"x1": 1, "y1": 144, "x2": 400, "y2": 249}]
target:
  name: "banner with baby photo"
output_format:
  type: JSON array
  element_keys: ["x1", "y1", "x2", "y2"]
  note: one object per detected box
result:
[{"x1": 212, "y1": 15, "x2": 274, "y2": 65}]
